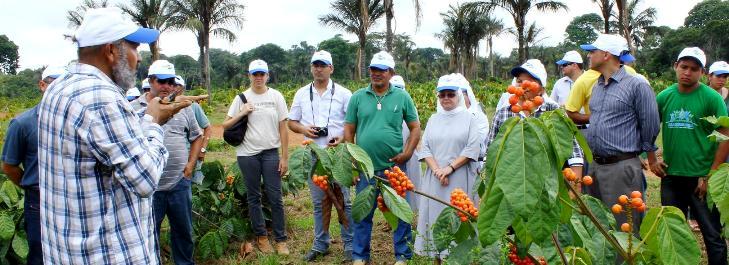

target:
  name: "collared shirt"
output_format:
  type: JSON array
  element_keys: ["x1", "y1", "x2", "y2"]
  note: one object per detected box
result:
[
  {"x1": 551, "y1": 76, "x2": 574, "y2": 106},
  {"x1": 1, "y1": 106, "x2": 39, "y2": 187},
  {"x1": 565, "y1": 66, "x2": 640, "y2": 114},
  {"x1": 131, "y1": 95, "x2": 202, "y2": 191},
  {"x1": 486, "y1": 98, "x2": 584, "y2": 166},
  {"x1": 37, "y1": 63, "x2": 167, "y2": 265},
  {"x1": 289, "y1": 79, "x2": 352, "y2": 147},
  {"x1": 586, "y1": 66, "x2": 660, "y2": 157}
]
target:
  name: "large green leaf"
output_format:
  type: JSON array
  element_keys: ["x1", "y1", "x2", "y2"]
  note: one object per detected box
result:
[
  {"x1": 574, "y1": 131, "x2": 593, "y2": 163},
  {"x1": 12, "y1": 231, "x2": 28, "y2": 259},
  {"x1": 454, "y1": 221, "x2": 476, "y2": 243},
  {"x1": 331, "y1": 144, "x2": 355, "y2": 187},
  {"x1": 0, "y1": 213, "x2": 14, "y2": 240},
  {"x1": 540, "y1": 110, "x2": 577, "y2": 166},
  {"x1": 581, "y1": 195, "x2": 617, "y2": 230},
  {"x1": 512, "y1": 217, "x2": 533, "y2": 246},
  {"x1": 0, "y1": 181, "x2": 18, "y2": 207},
  {"x1": 346, "y1": 143, "x2": 374, "y2": 177},
  {"x1": 564, "y1": 247, "x2": 592, "y2": 265},
  {"x1": 288, "y1": 147, "x2": 313, "y2": 183},
  {"x1": 381, "y1": 184, "x2": 414, "y2": 223},
  {"x1": 639, "y1": 206, "x2": 701, "y2": 265},
  {"x1": 703, "y1": 115, "x2": 729, "y2": 127},
  {"x1": 310, "y1": 144, "x2": 333, "y2": 175},
  {"x1": 197, "y1": 230, "x2": 224, "y2": 259},
  {"x1": 352, "y1": 185, "x2": 376, "y2": 222},
  {"x1": 200, "y1": 161, "x2": 225, "y2": 189},
  {"x1": 482, "y1": 117, "x2": 519, "y2": 198},
  {"x1": 559, "y1": 178, "x2": 574, "y2": 223},
  {"x1": 708, "y1": 131, "x2": 729, "y2": 142},
  {"x1": 477, "y1": 187, "x2": 514, "y2": 246},
  {"x1": 445, "y1": 237, "x2": 478, "y2": 265},
  {"x1": 432, "y1": 207, "x2": 460, "y2": 252},
  {"x1": 569, "y1": 214, "x2": 615, "y2": 264},
  {"x1": 382, "y1": 210, "x2": 400, "y2": 230},
  {"x1": 524, "y1": 189, "x2": 560, "y2": 244},
  {"x1": 709, "y1": 163, "x2": 729, "y2": 204}
]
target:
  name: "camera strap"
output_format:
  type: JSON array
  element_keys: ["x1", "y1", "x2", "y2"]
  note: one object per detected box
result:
[{"x1": 309, "y1": 81, "x2": 335, "y2": 127}]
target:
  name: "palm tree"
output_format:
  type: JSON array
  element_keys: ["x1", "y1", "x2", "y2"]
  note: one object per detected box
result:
[
  {"x1": 67, "y1": 0, "x2": 109, "y2": 28},
  {"x1": 169, "y1": 0, "x2": 244, "y2": 94},
  {"x1": 320, "y1": 0, "x2": 384, "y2": 81},
  {"x1": 466, "y1": 0, "x2": 568, "y2": 62},
  {"x1": 438, "y1": 4, "x2": 488, "y2": 78},
  {"x1": 383, "y1": 0, "x2": 422, "y2": 52},
  {"x1": 591, "y1": 0, "x2": 614, "y2": 33},
  {"x1": 118, "y1": 0, "x2": 175, "y2": 61},
  {"x1": 613, "y1": 0, "x2": 656, "y2": 53},
  {"x1": 483, "y1": 17, "x2": 505, "y2": 77}
]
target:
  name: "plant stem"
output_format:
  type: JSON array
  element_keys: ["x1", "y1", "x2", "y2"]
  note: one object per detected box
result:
[
  {"x1": 372, "y1": 175, "x2": 475, "y2": 218},
  {"x1": 627, "y1": 209, "x2": 634, "y2": 265},
  {"x1": 551, "y1": 233, "x2": 568, "y2": 265},
  {"x1": 564, "y1": 181, "x2": 630, "y2": 260}
]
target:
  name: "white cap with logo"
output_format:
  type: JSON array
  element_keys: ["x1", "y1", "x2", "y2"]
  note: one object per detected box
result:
[
  {"x1": 175, "y1": 75, "x2": 186, "y2": 87},
  {"x1": 390, "y1": 75, "x2": 405, "y2": 89},
  {"x1": 580, "y1": 34, "x2": 635, "y2": 63},
  {"x1": 556, "y1": 50, "x2": 584, "y2": 65},
  {"x1": 511, "y1": 59, "x2": 548, "y2": 88},
  {"x1": 311, "y1": 51, "x2": 333, "y2": 65},
  {"x1": 369, "y1": 51, "x2": 395, "y2": 70},
  {"x1": 677, "y1": 47, "x2": 707, "y2": 68},
  {"x1": 41, "y1": 65, "x2": 67, "y2": 80},
  {"x1": 437, "y1": 74, "x2": 461, "y2": 92},
  {"x1": 248, "y1": 59, "x2": 269, "y2": 74},
  {"x1": 148, "y1": 60, "x2": 176, "y2": 79},
  {"x1": 74, "y1": 7, "x2": 159, "y2": 47},
  {"x1": 709, "y1": 61, "x2": 729, "y2": 76}
]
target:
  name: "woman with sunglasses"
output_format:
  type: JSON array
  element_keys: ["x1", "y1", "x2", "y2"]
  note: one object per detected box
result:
[
  {"x1": 222, "y1": 59, "x2": 290, "y2": 255},
  {"x1": 413, "y1": 74, "x2": 481, "y2": 262}
]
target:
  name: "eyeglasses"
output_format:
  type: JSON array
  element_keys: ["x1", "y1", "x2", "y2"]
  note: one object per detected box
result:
[
  {"x1": 437, "y1": 92, "x2": 457, "y2": 99},
  {"x1": 156, "y1": 78, "x2": 176, "y2": 85},
  {"x1": 560, "y1": 63, "x2": 575, "y2": 68}
]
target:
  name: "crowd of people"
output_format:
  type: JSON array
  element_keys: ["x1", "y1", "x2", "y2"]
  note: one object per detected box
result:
[{"x1": 2, "y1": 7, "x2": 729, "y2": 265}]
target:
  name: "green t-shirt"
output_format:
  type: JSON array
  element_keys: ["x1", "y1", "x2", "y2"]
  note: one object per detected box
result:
[
  {"x1": 345, "y1": 85, "x2": 419, "y2": 171},
  {"x1": 656, "y1": 83, "x2": 728, "y2": 177}
]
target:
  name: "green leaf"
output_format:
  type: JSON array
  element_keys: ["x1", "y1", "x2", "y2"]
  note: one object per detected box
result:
[
  {"x1": 709, "y1": 163, "x2": 729, "y2": 203},
  {"x1": 512, "y1": 217, "x2": 532, "y2": 246},
  {"x1": 220, "y1": 198, "x2": 232, "y2": 216},
  {"x1": 310, "y1": 144, "x2": 333, "y2": 175},
  {"x1": 482, "y1": 117, "x2": 519, "y2": 198},
  {"x1": 524, "y1": 189, "x2": 560, "y2": 244},
  {"x1": 352, "y1": 185, "x2": 376, "y2": 222},
  {"x1": 200, "y1": 161, "x2": 225, "y2": 189},
  {"x1": 432, "y1": 207, "x2": 459, "y2": 252},
  {"x1": 445, "y1": 237, "x2": 478, "y2": 265},
  {"x1": 346, "y1": 143, "x2": 374, "y2": 177},
  {"x1": 708, "y1": 130, "x2": 729, "y2": 142},
  {"x1": 198, "y1": 231, "x2": 224, "y2": 259},
  {"x1": 477, "y1": 187, "x2": 514, "y2": 246},
  {"x1": 559, "y1": 178, "x2": 574, "y2": 223},
  {"x1": 703, "y1": 115, "x2": 729, "y2": 127},
  {"x1": 0, "y1": 181, "x2": 18, "y2": 207},
  {"x1": 564, "y1": 247, "x2": 592, "y2": 265},
  {"x1": 0, "y1": 213, "x2": 14, "y2": 240},
  {"x1": 574, "y1": 130, "x2": 593, "y2": 163},
  {"x1": 233, "y1": 175, "x2": 247, "y2": 196},
  {"x1": 540, "y1": 110, "x2": 577, "y2": 166},
  {"x1": 454, "y1": 221, "x2": 476, "y2": 243},
  {"x1": 569, "y1": 214, "x2": 615, "y2": 264},
  {"x1": 581, "y1": 195, "x2": 617, "y2": 230},
  {"x1": 639, "y1": 206, "x2": 701, "y2": 265},
  {"x1": 288, "y1": 147, "x2": 313, "y2": 184},
  {"x1": 331, "y1": 144, "x2": 354, "y2": 187},
  {"x1": 381, "y1": 184, "x2": 414, "y2": 223},
  {"x1": 11, "y1": 231, "x2": 28, "y2": 259}
]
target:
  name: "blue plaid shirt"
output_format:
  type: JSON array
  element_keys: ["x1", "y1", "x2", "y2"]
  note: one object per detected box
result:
[{"x1": 38, "y1": 63, "x2": 168, "y2": 264}]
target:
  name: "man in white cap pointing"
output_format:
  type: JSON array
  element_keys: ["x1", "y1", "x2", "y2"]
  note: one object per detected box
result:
[{"x1": 37, "y1": 7, "x2": 205, "y2": 264}]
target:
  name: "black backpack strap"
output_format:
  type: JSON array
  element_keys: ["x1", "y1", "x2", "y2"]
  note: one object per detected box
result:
[{"x1": 239, "y1": 93, "x2": 247, "y2": 104}]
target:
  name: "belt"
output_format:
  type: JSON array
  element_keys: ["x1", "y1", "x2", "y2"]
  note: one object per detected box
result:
[
  {"x1": 576, "y1": 124, "x2": 588, "y2": 130},
  {"x1": 593, "y1": 153, "x2": 638, "y2": 165}
]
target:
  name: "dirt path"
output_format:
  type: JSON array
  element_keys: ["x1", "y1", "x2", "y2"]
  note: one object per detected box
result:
[{"x1": 210, "y1": 124, "x2": 304, "y2": 148}]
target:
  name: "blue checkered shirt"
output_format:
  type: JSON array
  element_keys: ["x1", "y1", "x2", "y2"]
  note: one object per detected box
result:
[{"x1": 38, "y1": 63, "x2": 168, "y2": 264}]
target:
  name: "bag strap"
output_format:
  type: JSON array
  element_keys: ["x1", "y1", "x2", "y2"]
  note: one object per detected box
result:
[{"x1": 239, "y1": 93, "x2": 247, "y2": 104}]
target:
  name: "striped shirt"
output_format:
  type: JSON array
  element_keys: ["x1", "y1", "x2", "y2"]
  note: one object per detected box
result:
[
  {"x1": 38, "y1": 63, "x2": 167, "y2": 265},
  {"x1": 486, "y1": 98, "x2": 584, "y2": 166},
  {"x1": 585, "y1": 66, "x2": 660, "y2": 157}
]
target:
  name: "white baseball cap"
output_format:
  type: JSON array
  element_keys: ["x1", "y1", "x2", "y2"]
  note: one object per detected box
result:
[
  {"x1": 248, "y1": 59, "x2": 268, "y2": 74},
  {"x1": 148, "y1": 60, "x2": 176, "y2": 79},
  {"x1": 390, "y1": 75, "x2": 406, "y2": 89},
  {"x1": 175, "y1": 75, "x2": 186, "y2": 87},
  {"x1": 74, "y1": 7, "x2": 159, "y2": 48},
  {"x1": 126, "y1": 87, "x2": 141, "y2": 98},
  {"x1": 556, "y1": 51, "x2": 583, "y2": 65},
  {"x1": 581, "y1": 34, "x2": 635, "y2": 63},
  {"x1": 41, "y1": 65, "x2": 67, "y2": 80},
  {"x1": 677, "y1": 47, "x2": 707, "y2": 68},
  {"x1": 436, "y1": 74, "x2": 461, "y2": 92},
  {"x1": 369, "y1": 51, "x2": 395, "y2": 70},
  {"x1": 142, "y1": 78, "x2": 150, "y2": 89},
  {"x1": 709, "y1": 61, "x2": 729, "y2": 76},
  {"x1": 311, "y1": 50, "x2": 333, "y2": 65},
  {"x1": 511, "y1": 59, "x2": 548, "y2": 88},
  {"x1": 453, "y1": 73, "x2": 471, "y2": 90}
]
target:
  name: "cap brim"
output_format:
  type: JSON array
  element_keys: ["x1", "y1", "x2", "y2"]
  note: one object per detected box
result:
[
  {"x1": 249, "y1": 69, "x2": 268, "y2": 74},
  {"x1": 45, "y1": 74, "x2": 61, "y2": 79},
  {"x1": 620, "y1": 53, "x2": 636, "y2": 63},
  {"x1": 124, "y1": 27, "x2": 160, "y2": 44},
  {"x1": 149, "y1": 74, "x2": 176, "y2": 79},
  {"x1": 711, "y1": 70, "x2": 729, "y2": 75},
  {"x1": 436, "y1": 86, "x2": 460, "y2": 92},
  {"x1": 311, "y1": 60, "x2": 332, "y2": 65},
  {"x1": 580, "y1": 44, "x2": 598, "y2": 51},
  {"x1": 369, "y1": 64, "x2": 391, "y2": 71},
  {"x1": 556, "y1": 60, "x2": 570, "y2": 65}
]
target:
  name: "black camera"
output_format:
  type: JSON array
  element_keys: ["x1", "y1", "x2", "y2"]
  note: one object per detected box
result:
[{"x1": 312, "y1": 126, "x2": 328, "y2": 137}]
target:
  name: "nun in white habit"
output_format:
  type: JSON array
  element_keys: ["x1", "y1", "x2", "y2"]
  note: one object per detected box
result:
[{"x1": 414, "y1": 74, "x2": 481, "y2": 259}]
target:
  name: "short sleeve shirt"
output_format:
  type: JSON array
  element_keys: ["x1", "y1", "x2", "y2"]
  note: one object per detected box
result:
[
  {"x1": 288, "y1": 80, "x2": 352, "y2": 147},
  {"x1": 192, "y1": 102, "x2": 210, "y2": 129},
  {"x1": 227, "y1": 88, "x2": 288, "y2": 156},
  {"x1": 1, "y1": 106, "x2": 39, "y2": 187},
  {"x1": 345, "y1": 85, "x2": 419, "y2": 171},
  {"x1": 565, "y1": 66, "x2": 638, "y2": 114},
  {"x1": 550, "y1": 76, "x2": 574, "y2": 106}
]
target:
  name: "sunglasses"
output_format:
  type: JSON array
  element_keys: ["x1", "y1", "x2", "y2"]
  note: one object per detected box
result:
[
  {"x1": 560, "y1": 63, "x2": 575, "y2": 68},
  {"x1": 156, "y1": 78, "x2": 176, "y2": 85},
  {"x1": 437, "y1": 92, "x2": 457, "y2": 99}
]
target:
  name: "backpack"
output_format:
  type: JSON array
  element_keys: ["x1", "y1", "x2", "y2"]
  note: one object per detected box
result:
[{"x1": 223, "y1": 93, "x2": 248, "y2": 146}]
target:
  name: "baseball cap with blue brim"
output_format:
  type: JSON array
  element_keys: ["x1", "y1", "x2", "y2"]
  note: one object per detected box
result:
[
  {"x1": 41, "y1": 65, "x2": 67, "y2": 80},
  {"x1": 142, "y1": 78, "x2": 151, "y2": 89},
  {"x1": 148, "y1": 60, "x2": 176, "y2": 79},
  {"x1": 556, "y1": 51, "x2": 584, "y2": 65},
  {"x1": 436, "y1": 74, "x2": 461, "y2": 92},
  {"x1": 390, "y1": 75, "x2": 406, "y2": 89},
  {"x1": 311, "y1": 50, "x2": 333, "y2": 65},
  {"x1": 369, "y1": 51, "x2": 395, "y2": 70},
  {"x1": 580, "y1": 34, "x2": 635, "y2": 63},
  {"x1": 510, "y1": 59, "x2": 548, "y2": 88},
  {"x1": 175, "y1": 75, "x2": 186, "y2": 87},
  {"x1": 248, "y1": 59, "x2": 268, "y2": 74},
  {"x1": 677, "y1": 47, "x2": 707, "y2": 68},
  {"x1": 74, "y1": 7, "x2": 159, "y2": 47},
  {"x1": 126, "y1": 87, "x2": 141, "y2": 99},
  {"x1": 709, "y1": 61, "x2": 729, "y2": 76}
]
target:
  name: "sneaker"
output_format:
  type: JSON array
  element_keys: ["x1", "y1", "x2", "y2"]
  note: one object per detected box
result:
[
  {"x1": 256, "y1": 236, "x2": 274, "y2": 253},
  {"x1": 394, "y1": 261, "x2": 407, "y2": 265},
  {"x1": 275, "y1": 242, "x2": 290, "y2": 255},
  {"x1": 353, "y1": 259, "x2": 367, "y2": 265},
  {"x1": 303, "y1": 249, "x2": 327, "y2": 261}
]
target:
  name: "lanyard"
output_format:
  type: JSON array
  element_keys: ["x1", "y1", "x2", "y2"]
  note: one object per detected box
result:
[{"x1": 309, "y1": 81, "x2": 335, "y2": 127}]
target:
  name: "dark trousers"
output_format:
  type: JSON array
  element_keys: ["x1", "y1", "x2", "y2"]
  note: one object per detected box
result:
[
  {"x1": 153, "y1": 178, "x2": 195, "y2": 265},
  {"x1": 237, "y1": 148, "x2": 287, "y2": 242},
  {"x1": 24, "y1": 186, "x2": 42, "y2": 265},
  {"x1": 661, "y1": 176, "x2": 727, "y2": 265}
]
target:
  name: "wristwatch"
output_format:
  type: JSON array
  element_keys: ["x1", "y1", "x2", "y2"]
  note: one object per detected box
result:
[{"x1": 200, "y1": 147, "x2": 207, "y2": 153}]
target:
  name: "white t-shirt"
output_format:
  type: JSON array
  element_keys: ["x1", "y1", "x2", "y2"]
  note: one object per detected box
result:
[
  {"x1": 227, "y1": 87, "x2": 288, "y2": 156},
  {"x1": 550, "y1": 76, "x2": 574, "y2": 106},
  {"x1": 288, "y1": 80, "x2": 352, "y2": 147}
]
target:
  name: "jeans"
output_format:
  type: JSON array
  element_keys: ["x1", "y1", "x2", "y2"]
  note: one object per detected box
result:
[
  {"x1": 308, "y1": 176, "x2": 353, "y2": 253},
  {"x1": 661, "y1": 176, "x2": 727, "y2": 265},
  {"x1": 153, "y1": 178, "x2": 194, "y2": 265},
  {"x1": 237, "y1": 148, "x2": 287, "y2": 242},
  {"x1": 352, "y1": 165, "x2": 413, "y2": 262},
  {"x1": 24, "y1": 186, "x2": 42, "y2": 265}
]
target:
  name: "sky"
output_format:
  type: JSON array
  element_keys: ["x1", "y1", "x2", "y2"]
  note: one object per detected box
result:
[{"x1": 0, "y1": 0, "x2": 701, "y2": 70}]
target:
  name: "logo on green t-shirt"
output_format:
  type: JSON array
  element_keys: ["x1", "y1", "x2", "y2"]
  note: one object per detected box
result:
[{"x1": 666, "y1": 108, "x2": 696, "y2": 129}]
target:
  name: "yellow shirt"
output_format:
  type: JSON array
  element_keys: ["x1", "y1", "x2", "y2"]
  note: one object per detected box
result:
[{"x1": 564, "y1": 66, "x2": 638, "y2": 114}]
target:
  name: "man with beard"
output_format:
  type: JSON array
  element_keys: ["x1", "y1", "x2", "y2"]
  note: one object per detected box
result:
[
  {"x1": 37, "y1": 8, "x2": 204, "y2": 265},
  {"x1": 131, "y1": 61, "x2": 203, "y2": 265}
]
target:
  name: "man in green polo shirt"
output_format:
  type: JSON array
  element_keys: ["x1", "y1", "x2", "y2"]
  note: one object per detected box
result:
[
  {"x1": 344, "y1": 51, "x2": 420, "y2": 265},
  {"x1": 650, "y1": 47, "x2": 729, "y2": 265}
]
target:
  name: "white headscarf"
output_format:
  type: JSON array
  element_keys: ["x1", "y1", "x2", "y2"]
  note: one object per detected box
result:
[{"x1": 436, "y1": 73, "x2": 467, "y2": 115}]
